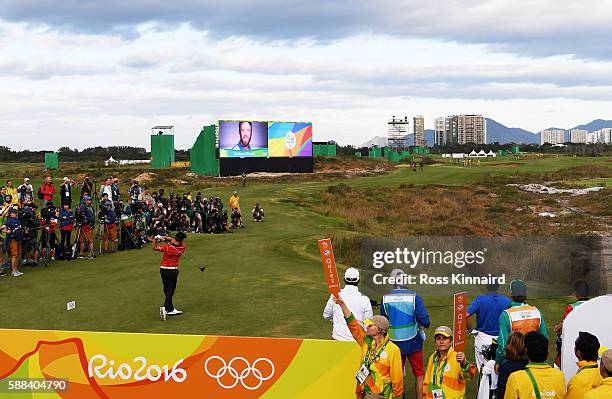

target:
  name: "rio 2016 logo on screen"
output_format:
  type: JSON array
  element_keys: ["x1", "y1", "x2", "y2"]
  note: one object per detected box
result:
[{"x1": 268, "y1": 122, "x2": 312, "y2": 157}]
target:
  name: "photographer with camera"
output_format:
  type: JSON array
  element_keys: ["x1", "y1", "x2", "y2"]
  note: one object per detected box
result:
[
  {"x1": 1, "y1": 208, "x2": 24, "y2": 276},
  {"x1": 192, "y1": 193, "x2": 206, "y2": 233},
  {"x1": 20, "y1": 203, "x2": 40, "y2": 266},
  {"x1": 40, "y1": 201, "x2": 59, "y2": 262},
  {"x1": 80, "y1": 177, "x2": 93, "y2": 199},
  {"x1": 75, "y1": 196, "x2": 95, "y2": 259},
  {"x1": 40, "y1": 176, "x2": 55, "y2": 207},
  {"x1": 128, "y1": 180, "x2": 141, "y2": 213},
  {"x1": 17, "y1": 178, "x2": 34, "y2": 205},
  {"x1": 59, "y1": 202, "x2": 74, "y2": 260},
  {"x1": 111, "y1": 177, "x2": 121, "y2": 209},
  {"x1": 99, "y1": 178, "x2": 114, "y2": 209},
  {"x1": 252, "y1": 203, "x2": 264, "y2": 222},
  {"x1": 230, "y1": 207, "x2": 243, "y2": 229},
  {"x1": 98, "y1": 194, "x2": 118, "y2": 254}
]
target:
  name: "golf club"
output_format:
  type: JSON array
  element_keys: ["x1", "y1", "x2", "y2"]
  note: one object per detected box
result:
[
  {"x1": 153, "y1": 235, "x2": 206, "y2": 272},
  {"x1": 182, "y1": 251, "x2": 206, "y2": 272}
]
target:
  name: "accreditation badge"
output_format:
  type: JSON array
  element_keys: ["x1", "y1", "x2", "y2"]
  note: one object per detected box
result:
[
  {"x1": 355, "y1": 364, "x2": 370, "y2": 385},
  {"x1": 432, "y1": 388, "x2": 444, "y2": 399}
]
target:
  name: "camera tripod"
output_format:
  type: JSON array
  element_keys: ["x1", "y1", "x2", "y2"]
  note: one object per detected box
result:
[
  {"x1": 37, "y1": 225, "x2": 56, "y2": 267},
  {"x1": 97, "y1": 220, "x2": 116, "y2": 255},
  {"x1": 72, "y1": 224, "x2": 94, "y2": 259}
]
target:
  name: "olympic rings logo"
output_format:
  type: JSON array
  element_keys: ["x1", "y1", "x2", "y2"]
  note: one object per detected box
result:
[{"x1": 204, "y1": 356, "x2": 275, "y2": 390}]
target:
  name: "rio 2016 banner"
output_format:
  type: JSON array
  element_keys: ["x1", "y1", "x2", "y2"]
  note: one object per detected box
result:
[{"x1": 0, "y1": 328, "x2": 359, "y2": 398}]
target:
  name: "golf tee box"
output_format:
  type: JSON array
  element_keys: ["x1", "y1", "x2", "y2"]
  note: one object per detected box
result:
[
  {"x1": 453, "y1": 292, "x2": 467, "y2": 353},
  {"x1": 318, "y1": 238, "x2": 340, "y2": 295}
]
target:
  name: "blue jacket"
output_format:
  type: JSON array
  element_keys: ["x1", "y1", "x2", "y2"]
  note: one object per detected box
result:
[
  {"x1": 59, "y1": 208, "x2": 75, "y2": 229},
  {"x1": 77, "y1": 205, "x2": 94, "y2": 227},
  {"x1": 107, "y1": 208, "x2": 118, "y2": 225},
  {"x1": 3, "y1": 217, "x2": 23, "y2": 241}
]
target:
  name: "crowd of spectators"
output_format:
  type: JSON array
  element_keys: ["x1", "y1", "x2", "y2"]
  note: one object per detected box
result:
[{"x1": 0, "y1": 176, "x2": 264, "y2": 277}]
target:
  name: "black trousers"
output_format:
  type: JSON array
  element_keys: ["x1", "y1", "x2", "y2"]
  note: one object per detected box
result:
[
  {"x1": 60, "y1": 230, "x2": 72, "y2": 259},
  {"x1": 160, "y1": 268, "x2": 179, "y2": 312}
]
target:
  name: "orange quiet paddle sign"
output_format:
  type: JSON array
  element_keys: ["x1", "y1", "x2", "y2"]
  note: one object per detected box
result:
[
  {"x1": 453, "y1": 292, "x2": 467, "y2": 353},
  {"x1": 318, "y1": 239, "x2": 340, "y2": 295}
]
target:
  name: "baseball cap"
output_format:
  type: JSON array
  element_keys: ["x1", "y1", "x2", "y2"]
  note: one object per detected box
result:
[
  {"x1": 434, "y1": 326, "x2": 453, "y2": 338},
  {"x1": 83, "y1": 196, "x2": 92, "y2": 201},
  {"x1": 389, "y1": 268, "x2": 407, "y2": 286},
  {"x1": 234, "y1": 191, "x2": 238, "y2": 195},
  {"x1": 364, "y1": 315, "x2": 390, "y2": 331},
  {"x1": 601, "y1": 349, "x2": 612, "y2": 371},
  {"x1": 510, "y1": 279, "x2": 528, "y2": 296},
  {"x1": 63, "y1": 177, "x2": 69, "y2": 181},
  {"x1": 24, "y1": 177, "x2": 30, "y2": 181},
  {"x1": 344, "y1": 267, "x2": 360, "y2": 282}
]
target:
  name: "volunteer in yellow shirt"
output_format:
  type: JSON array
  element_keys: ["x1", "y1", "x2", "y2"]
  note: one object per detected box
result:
[
  {"x1": 584, "y1": 349, "x2": 612, "y2": 399},
  {"x1": 567, "y1": 332, "x2": 602, "y2": 399},
  {"x1": 334, "y1": 294, "x2": 404, "y2": 399},
  {"x1": 504, "y1": 332, "x2": 565, "y2": 399},
  {"x1": 423, "y1": 326, "x2": 475, "y2": 399},
  {"x1": 229, "y1": 191, "x2": 240, "y2": 210}
]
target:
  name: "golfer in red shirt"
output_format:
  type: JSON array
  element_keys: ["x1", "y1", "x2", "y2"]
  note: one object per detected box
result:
[{"x1": 152, "y1": 232, "x2": 186, "y2": 320}]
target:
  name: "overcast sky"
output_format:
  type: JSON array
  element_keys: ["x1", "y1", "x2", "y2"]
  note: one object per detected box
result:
[{"x1": 2, "y1": 1, "x2": 612, "y2": 150}]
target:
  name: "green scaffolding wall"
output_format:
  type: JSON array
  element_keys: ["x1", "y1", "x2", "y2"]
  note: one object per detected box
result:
[
  {"x1": 190, "y1": 125, "x2": 219, "y2": 177},
  {"x1": 45, "y1": 152, "x2": 58, "y2": 169},
  {"x1": 313, "y1": 144, "x2": 337, "y2": 156},
  {"x1": 151, "y1": 134, "x2": 175, "y2": 169}
]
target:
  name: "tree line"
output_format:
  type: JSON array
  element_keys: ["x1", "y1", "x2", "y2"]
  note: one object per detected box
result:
[{"x1": 0, "y1": 146, "x2": 190, "y2": 162}]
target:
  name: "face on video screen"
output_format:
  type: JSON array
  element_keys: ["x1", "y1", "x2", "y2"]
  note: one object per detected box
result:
[{"x1": 219, "y1": 120, "x2": 268, "y2": 158}]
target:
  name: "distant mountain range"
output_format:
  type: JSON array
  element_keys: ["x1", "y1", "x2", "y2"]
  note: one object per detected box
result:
[{"x1": 359, "y1": 118, "x2": 612, "y2": 146}]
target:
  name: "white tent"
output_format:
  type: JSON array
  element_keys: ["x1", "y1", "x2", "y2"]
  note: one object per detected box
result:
[
  {"x1": 104, "y1": 156, "x2": 119, "y2": 166},
  {"x1": 468, "y1": 150, "x2": 478, "y2": 157},
  {"x1": 486, "y1": 150, "x2": 496, "y2": 157},
  {"x1": 477, "y1": 149, "x2": 487, "y2": 157},
  {"x1": 119, "y1": 160, "x2": 151, "y2": 165}
]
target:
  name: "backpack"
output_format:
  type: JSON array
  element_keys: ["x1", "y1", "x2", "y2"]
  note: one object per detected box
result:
[{"x1": 38, "y1": 186, "x2": 44, "y2": 199}]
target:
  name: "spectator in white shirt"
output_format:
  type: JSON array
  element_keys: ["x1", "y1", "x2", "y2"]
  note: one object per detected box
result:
[{"x1": 323, "y1": 267, "x2": 373, "y2": 341}]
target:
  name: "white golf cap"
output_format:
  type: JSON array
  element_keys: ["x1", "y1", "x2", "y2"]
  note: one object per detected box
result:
[
  {"x1": 63, "y1": 177, "x2": 69, "y2": 181},
  {"x1": 390, "y1": 268, "x2": 406, "y2": 279},
  {"x1": 24, "y1": 177, "x2": 30, "y2": 181},
  {"x1": 344, "y1": 267, "x2": 360, "y2": 282}
]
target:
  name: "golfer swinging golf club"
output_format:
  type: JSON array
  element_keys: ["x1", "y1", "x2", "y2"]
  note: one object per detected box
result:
[{"x1": 151, "y1": 232, "x2": 187, "y2": 321}]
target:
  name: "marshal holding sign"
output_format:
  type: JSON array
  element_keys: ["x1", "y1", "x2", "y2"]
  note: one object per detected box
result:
[
  {"x1": 453, "y1": 292, "x2": 467, "y2": 353},
  {"x1": 318, "y1": 238, "x2": 341, "y2": 295}
]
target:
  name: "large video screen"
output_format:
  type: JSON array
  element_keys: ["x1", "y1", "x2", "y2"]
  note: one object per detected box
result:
[
  {"x1": 268, "y1": 122, "x2": 312, "y2": 157},
  {"x1": 219, "y1": 121, "x2": 269, "y2": 158}
]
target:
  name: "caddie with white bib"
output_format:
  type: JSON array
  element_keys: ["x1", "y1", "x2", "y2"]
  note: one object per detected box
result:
[{"x1": 495, "y1": 280, "x2": 548, "y2": 367}]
